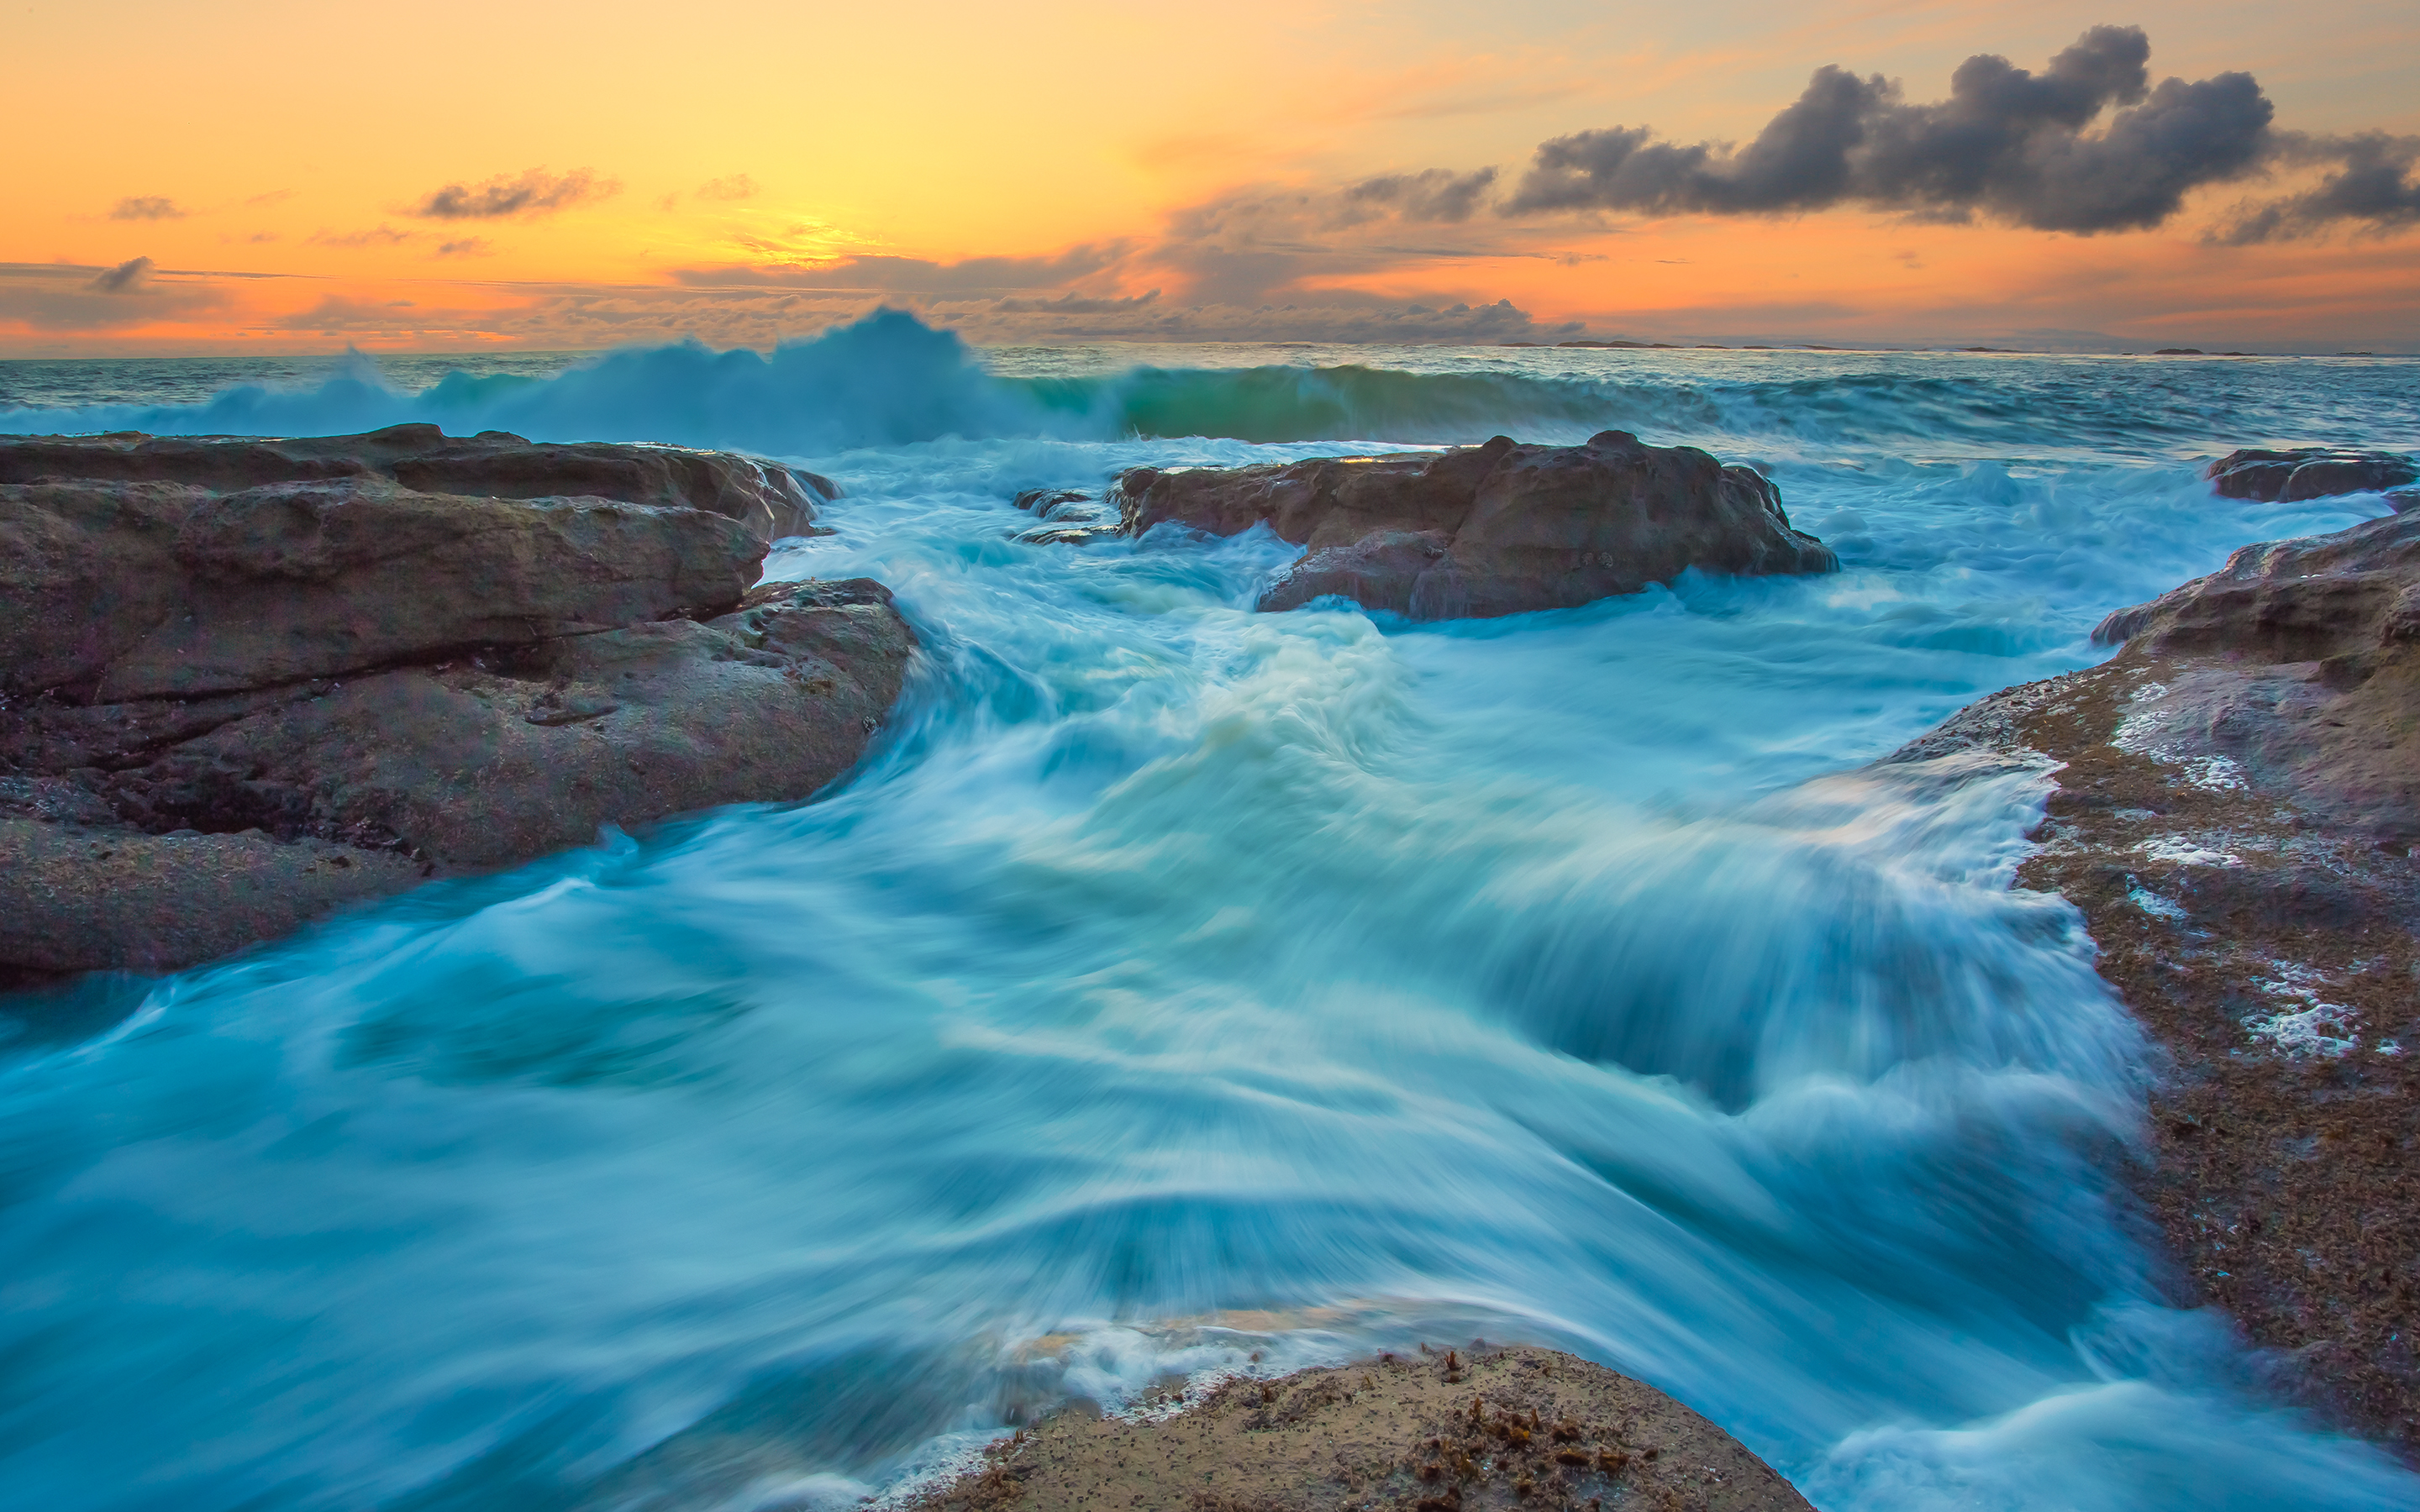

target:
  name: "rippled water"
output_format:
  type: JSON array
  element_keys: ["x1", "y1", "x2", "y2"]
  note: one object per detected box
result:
[{"x1": 4, "y1": 320, "x2": 2418, "y2": 1510}]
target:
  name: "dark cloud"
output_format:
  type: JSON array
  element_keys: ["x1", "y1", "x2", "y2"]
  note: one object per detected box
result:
[
  {"x1": 108, "y1": 197, "x2": 186, "y2": 221},
  {"x1": 87, "y1": 256, "x2": 155, "y2": 294},
  {"x1": 1506, "y1": 27, "x2": 2275, "y2": 233},
  {"x1": 2217, "y1": 132, "x2": 2420, "y2": 244},
  {"x1": 413, "y1": 167, "x2": 618, "y2": 220}
]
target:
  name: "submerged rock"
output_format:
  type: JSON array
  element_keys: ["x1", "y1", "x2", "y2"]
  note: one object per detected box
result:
[
  {"x1": 1009, "y1": 486, "x2": 1119, "y2": 545},
  {"x1": 1112, "y1": 430, "x2": 1837, "y2": 619},
  {"x1": 904, "y1": 1343, "x2": 1811, "y2": 1512},
  {"x1": 0, "y1": 430, "x2": 913, "y2": 980},
  {"x1": 1891, "y1": 505, "x2": 2420, "y2": 1462},
  {"x1": 2205, "y1": 446, "x2": 2418, "y2": 505}
]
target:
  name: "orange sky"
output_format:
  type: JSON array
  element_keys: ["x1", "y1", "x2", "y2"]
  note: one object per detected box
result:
[{"x1": 6, "y1": 0, "x2": 2417, "y2": 353}]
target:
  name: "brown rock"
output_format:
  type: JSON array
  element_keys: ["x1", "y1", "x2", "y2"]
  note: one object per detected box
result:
[
  {"x1": 0, "y1": 431, "x2": 913, "y2": 980},
  {"x1": 2204, "y1": 447, "x2": 2418, "y2": 505},
  {"x1": 905, "y1": 1344, "x2": 1810, "y2": 1512},
  {"x1": 1893, "y1": 505, "x2": 2420, "y2": 1461},
  {"x1": 2, "y1": 477, "x2": 761, "y2": 701},
  {"x1": 1113, "y1": 431, "x2": 1836, "y2": 619}
]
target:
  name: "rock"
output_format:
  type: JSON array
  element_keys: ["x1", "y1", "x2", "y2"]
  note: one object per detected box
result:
[
  {"x1": 2090, "y1": 510, "x2": 2420, "y2": 837},
  {"x1": 903, "y1": 1343, "x2": 1811, "y2": 1512},
  {"x1": 1009, "y1": 486, "x2": 1118, "y2": 545},
  {"x1": 1889, "y1": 505, "x2": 2420, "y2": 1462},
  {"x1": 2205, "y1": 446, "x2": 2418, "y2": 505},
  {"x1": 3, "y1": 477, "x2": 760, "y2": 701},
  {"x1": 0, "y1": 431, "x2": 914, "y2": 980},
  {"x1": 0, "y1": 423, "x2": 836, "y2": 541},
  {"x1": 1112, "y1": 430, "x2": 1837, "y2": 619}
]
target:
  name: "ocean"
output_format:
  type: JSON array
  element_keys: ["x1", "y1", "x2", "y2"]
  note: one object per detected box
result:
[{"x1": 3, "y1": 315, "x2": 2417, "y2": 1510}]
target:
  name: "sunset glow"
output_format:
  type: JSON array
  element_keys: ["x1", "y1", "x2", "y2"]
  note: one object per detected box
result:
[{"x1": 8, "y1": 0, "x2": 2418, "y2": 352}]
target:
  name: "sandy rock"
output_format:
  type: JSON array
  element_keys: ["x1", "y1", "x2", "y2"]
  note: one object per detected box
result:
[
  {"x1": 906, "y1": 1343, "x2": 1810, "y2": 1512},
  {"x1": 2205, "y1": 447, "x2": 2418, "y2": 505},
  {"x1": 1113, "y1": 431, "x2": 1836, "y2": 619}
]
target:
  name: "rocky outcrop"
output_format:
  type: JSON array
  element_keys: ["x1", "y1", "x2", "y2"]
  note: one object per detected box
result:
[
  {"x1": 0, "y1": 423, "x2": 837, "y2": 543},
  {"x1": 2206, "y1": 447, "x2": 2417, "y2": 506},
  {"x1": 0, "y1": 429, "x2": 913, "y2": 981},
  {"x1": 1112, "y1": 430, "x2": 1837, "y2": 619},
  {"x1": 907, "y1": 1344, "x2": 1811, "y2": 1512},
  {"x1": 1891, "y1": 507, "x2": 2420, "y2": 1460}
]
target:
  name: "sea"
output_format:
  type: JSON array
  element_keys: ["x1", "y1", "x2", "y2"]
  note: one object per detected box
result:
[{"x1": 3, "y1": 314, "x2": 2417, "y2": 1511}]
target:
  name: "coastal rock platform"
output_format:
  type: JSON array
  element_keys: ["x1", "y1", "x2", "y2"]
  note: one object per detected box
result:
[
  {"x1": 1111, "y1": 431, "x2": 1837, "y2": 620},
  {"x1": 908, "y1": 1344, "x2": 1811, "y2": 1512},
  {"x1": 1892, "y1": 507, "x2": 2420, "y2": 1457},
  {"x1": 0, "y1": 428, "x2": 913, "y2": 981}
]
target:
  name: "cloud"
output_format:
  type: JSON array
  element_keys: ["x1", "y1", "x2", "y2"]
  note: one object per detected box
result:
[
  {"x1": 88, "y1": 256, "x2": 155, "y2": 294},
  {"x1": 1504, "y1": 27, "x2": 2279, "y2": 234},
  {"x1": 695, "y1": 174, "x2": 758, "y2": 201},
  {"x1": 434, "y1": 238, "x2": 493, "y2": 257},
  {"x1": 1344, "y1": 168, "x2": 1500, "y2": 224},
  {"x1": 310, "y1": 225, "x2": 413, "y2": 248},
  {"x1": 673, "y1": 244, "x2": 1129, "y2": 293},
  {"x1": 108, "y1": 197, "x2": 186, "y2": 221},
  {"x1": 0, "y1": 260, "x2": 222, "y2": 332},
  {"x1": 2216, "y1": 132, "x2": 2420, "y2": 244},
  {"x1": 412, "y1": 167, "x2": 618, "y2": 220},
  {"x1": 992, "y1": 289, "x2": 1161, "y2": 314}
]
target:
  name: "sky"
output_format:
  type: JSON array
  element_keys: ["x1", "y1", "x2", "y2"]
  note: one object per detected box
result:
[{"x1": 6, "y1": 0, "x2": 2418, "y2": 354}]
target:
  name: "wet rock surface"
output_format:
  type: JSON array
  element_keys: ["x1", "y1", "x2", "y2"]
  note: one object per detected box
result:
[
  {"x1": 907, "y1": 1344, "x2": 1810, "y2": 1512},
  {"x1": 1010, "y1": 486, "x2": 1119, "y2": 546},
  {"x1": 2205, "y1": 447, "x2": 2418, "y2": 507},
  {"x1": 1893, "y1": 507, "x2": 2420, "y2": 1459},
  {"x1": 1112, "y1": 430, "x2": 1837, "y2": 620},
  {"x1": 0, "y1": 429, "x2": 913, "y2": 981}
]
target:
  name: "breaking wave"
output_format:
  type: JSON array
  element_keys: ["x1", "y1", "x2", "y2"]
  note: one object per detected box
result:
[{"x1": 6, "y1": 309, "x2": 2409, "y2": 463}]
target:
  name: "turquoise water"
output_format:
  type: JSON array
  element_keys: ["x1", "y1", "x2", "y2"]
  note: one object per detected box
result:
[{"x1": 3, "y1": 318, "x2": 2417, "y2": 1510}]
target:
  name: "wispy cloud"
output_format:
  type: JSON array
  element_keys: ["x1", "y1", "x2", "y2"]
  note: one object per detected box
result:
[
  {"x1": 108, "y1": 196, "x2": 186, "y2": 222},
  {"x1": 412, "y1": 167, "x2": 619, "y2": 220}
]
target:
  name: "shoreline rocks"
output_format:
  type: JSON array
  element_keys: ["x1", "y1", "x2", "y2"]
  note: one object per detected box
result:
[
  {"x1": 906, "y1": 1344, "x2": 1811, "y2": 1512},
  {"x1": 0, "y1": 428, "x2": 912, "y2": 982},
  {"x1": 1112, "y1": 430, "x2": 1837, "y2": 619},
  {"x1": 2205, "y1": 447, "x2": 2417, "y2": 507},
  {"x1": 1891, "y1": 504, "x2": 2420, "y2": 1459}
]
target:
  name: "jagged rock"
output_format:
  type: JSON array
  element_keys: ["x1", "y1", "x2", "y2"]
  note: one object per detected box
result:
[
  {"x1": 2205, "y1": 447, "x2": 2418, "y2": 505},
  {"x1": 0, "y1": 423, "x2": 836, "y2": 541},
  {"x1": 1112, "y1": 430, "x2": 1837, "y2": 619},
  {"x1": 0, "y1": 431, "x2": 913, "y2": 980}
]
